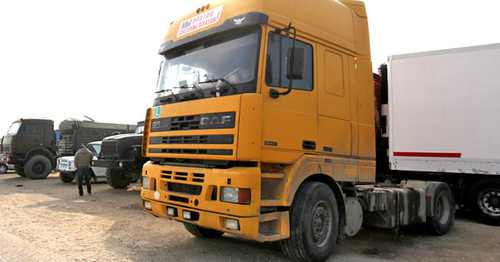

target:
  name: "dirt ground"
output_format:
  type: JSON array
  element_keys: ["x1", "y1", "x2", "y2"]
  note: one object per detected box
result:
[{"x1": 0, "y1": 171, "x2": 498, "y2": 262}]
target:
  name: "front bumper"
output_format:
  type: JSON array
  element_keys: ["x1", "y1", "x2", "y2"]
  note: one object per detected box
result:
[
  {"x1": 140, "y1": 162, "x2": 290, "y2": 242},
  {"x1": 92, "y1": 159, "x2": 134, "y2": 169},
  {"x1": 142, "y1": 196, "x2": 289, "y2": 242}
]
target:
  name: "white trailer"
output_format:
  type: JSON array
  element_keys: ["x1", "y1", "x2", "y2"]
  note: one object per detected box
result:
[{"x1": 380, "y1": 43, "x2": 500, "y2": 224}]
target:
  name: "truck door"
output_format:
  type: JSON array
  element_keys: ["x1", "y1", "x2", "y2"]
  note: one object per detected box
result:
[
  {"x1": 261, "y1": 30, "x2": 317, "y2": 159},
  {"x1": 17, "y1": 122, "x2": 41, "y2": 155}
]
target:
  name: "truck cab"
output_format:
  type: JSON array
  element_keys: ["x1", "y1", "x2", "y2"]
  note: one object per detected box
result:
[
  {"x1": 0, "y1": 119, "x2": 57, "y2": 179},
  {"x1": 93, "y1": 122, "x2": 148, "y2": 188},
  {"x1": 140, "y1": 1, "x2": 454, "y2": 261}
]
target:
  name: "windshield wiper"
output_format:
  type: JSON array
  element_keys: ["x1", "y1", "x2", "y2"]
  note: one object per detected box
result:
[{"x1": 199, "y1": 77, "x2": 236, "y2": 96}]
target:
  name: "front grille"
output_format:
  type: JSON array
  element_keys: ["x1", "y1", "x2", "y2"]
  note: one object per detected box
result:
[
  {"x1": 150, "y1": 112, "x2": 236, "y2": 132},
  {"x1": 161, "y1": 170, "x2": 205, "y2": 183},
  {"x1": 149, "y1": 148, "x2": 232, "y2": 155},
  {"x1": 149, "y1": 135, "x2": 233, "y2": 145},
  {"x1": 100, "y1": 140, "x2": 117, "y2": 156},
  {"x1": 160, "y1": 170, "x2": 204, "y2": 196},
  {"x1": 167, "y1": 182, "x2": 202, "y2": 195}
]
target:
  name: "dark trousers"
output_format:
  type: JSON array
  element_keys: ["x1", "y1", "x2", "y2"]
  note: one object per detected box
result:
[{"x1": 77, "y1": 167, "x2": 92, "y2": 195}]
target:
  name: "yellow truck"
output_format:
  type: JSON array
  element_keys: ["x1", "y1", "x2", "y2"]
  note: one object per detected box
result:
[{"x1": 140, "y1": 1, "x2": 455, "y2": 261}]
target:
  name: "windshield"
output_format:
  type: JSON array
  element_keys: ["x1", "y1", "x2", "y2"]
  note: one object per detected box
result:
[
  {"x1": 135, "y1": 125, "x2": 144, "y2": 134},
  {"x1": 155, "y1": 28, "x2": 261, "y2": 104},
  {"x1": 7, "y1": 122, "x2": 21, "y2": 136},
  {"x1": 87, "y1": 143, "x2": 101, "y2": 156}
]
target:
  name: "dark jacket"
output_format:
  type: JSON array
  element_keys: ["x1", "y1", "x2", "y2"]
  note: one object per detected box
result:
[{"x1": 74, "y1": 147, "x2": 93, "y2": 168}]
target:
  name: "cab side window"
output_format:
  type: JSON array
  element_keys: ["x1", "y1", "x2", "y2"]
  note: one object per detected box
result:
[
  {"x1": 23, "y1": 124, "x2": 38, "y2": 135},
  {"x1": 265, "y1": 31, "x2": 313, "y2": 91}
]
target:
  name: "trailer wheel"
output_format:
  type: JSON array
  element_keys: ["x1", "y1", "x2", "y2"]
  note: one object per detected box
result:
[
  {"x1": 59, "y1": 172, "x2": 75, "y2": 183},
  {"x1": 15, "y1": 165, "x2": 26, "y2": 177},
  {"x1": 427, "y1": 183, "x2": 454, "y2": 235},
  {"x1": 25, "y1": 155, "x2": 52, "y2": 179},
  {"x1": 0, "y1": 164, "x2": 7, "y2": 174},
  {"x1": 105, "y1": 169, "x2": 131, "y2": 189},
  {"x1": 471, "y1": 180, "x2": 500, "y2": 225},
  {"x1": 280, "y1": 182, "x2": 339, "y2": 262},
  {"x1": 183, "y1": 222, "x2": 224, "y2": 238}
]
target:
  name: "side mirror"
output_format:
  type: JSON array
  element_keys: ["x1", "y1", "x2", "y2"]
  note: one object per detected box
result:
[{"x1": 286, "y1": 47, "x2": 305, "y2": 80}]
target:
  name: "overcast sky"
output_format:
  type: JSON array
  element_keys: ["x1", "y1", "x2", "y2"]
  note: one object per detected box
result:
[{"x1": 1, "y1": 0, "x2": 499, "y2": 136}]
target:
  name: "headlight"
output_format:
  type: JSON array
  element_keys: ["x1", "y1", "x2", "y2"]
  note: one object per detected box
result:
[
  {"x1": 143, "y1": 176, "x2": 150, "y2": 189},
  {"x1": 221, "y1": 187, "x2": 251, "y2": 204},
  {"x1": 144, "y1": 201, "x2": 152, "y2": 211},
  {"x1": 225, "y1": 218, "x2": 240, "y2": 230}
]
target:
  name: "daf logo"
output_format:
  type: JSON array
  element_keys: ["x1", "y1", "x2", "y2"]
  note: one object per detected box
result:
[{"x1": 200, "y1": 115, "x2": 232, "y2": 126}]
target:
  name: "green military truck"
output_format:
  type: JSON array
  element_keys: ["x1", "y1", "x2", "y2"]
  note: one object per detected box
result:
[
  {"x1": 1, "y1": 118, "x2": 136, "y2": 180},
  {"x1": 0, "y1": 119, "x2": 58, "y2": 179},
  {"x1": 57, "y1": 119, "x2": 136, "y2": 156},
  {"x1": 92, "y1": 122, "x2": 148, "y2": 188}
]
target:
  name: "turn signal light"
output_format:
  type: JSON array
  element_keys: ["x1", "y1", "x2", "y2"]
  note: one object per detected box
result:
[{"x1": 221, "y1": 187, "x2": 251, "y2": 204}]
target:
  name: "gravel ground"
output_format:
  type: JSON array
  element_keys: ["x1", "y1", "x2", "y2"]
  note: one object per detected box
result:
[{"x1": 0, "y1": 171, "x2": 499, "y2": 262}]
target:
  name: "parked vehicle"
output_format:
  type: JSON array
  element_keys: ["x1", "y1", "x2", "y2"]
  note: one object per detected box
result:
[
  {"x1": 92, "y1": 122, "x2": 148, "y2": 188},
  {"x1": 1, "y1": 137, "x2": 7, "y2": 174},
  {"x1": 57, "y1": 119, "x2": 136, "y2": 156},
  {"x1": 57, "y1": 141, "x2": 107, "y2": 183},
  {"x1": 377, "y1": 43, "x2": 500, "y2": 224},
  {"x1": 0, "y1": 119, "x2": 57, "y2": 179},
  {"x1": 0, "y1": 164, "x2": 7, "y2": 174},
  {"x1": 138, "y1": 1, "x2": 498, "y2": 261}
]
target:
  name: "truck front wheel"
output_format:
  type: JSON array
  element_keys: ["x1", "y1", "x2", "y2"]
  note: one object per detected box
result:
[
  {"x1": 280, "y1": 182, "x2": 339, "y2": 262},
  {"x1": 25, "y1": 155, "x2": 52, "y2": 179},
  {"x1": 105, "y1": 169, "x2": 131, "y2": 189},
  {"x1": 183, "y1": 223, "x2": 224, "y2": 238},
  {"x1": 471, "y1": 180, "x2": 500, "y2": 225},
  {"x1": 59, "y1": 172, "x2": 75, "y2": 183}
]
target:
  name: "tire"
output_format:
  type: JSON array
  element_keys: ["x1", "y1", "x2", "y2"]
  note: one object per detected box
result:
[
  {"x1": 15, "y1": 165, "x2": 26, "y2": 177},
  {"x1": 0, "y1": 164, "x2": 7, "y2": 174},
  {"x1": 427, "y1": 183, "x2": 454, "y2": 235},
  {"x1": 280, "y1": 182, "x2": 339, "y2": 262},
  {"x1": 130, "y1": 172, "x2": 141, "y2": 183},
  {"x1": 59, "y1": 172, "x2": 75, "y2": 183},
  {"x1": 471, "y1": 180, "x2": 500, "y2": 225},
  {"x1": 25, "y1": 155, "x2": 52, "y2": 179},
  {"x1": 105, "y1": 169, "x2": 131, "y2": 189},
  {"x1": 183, "y1": 223, "x2": 224, "y2": 238}
]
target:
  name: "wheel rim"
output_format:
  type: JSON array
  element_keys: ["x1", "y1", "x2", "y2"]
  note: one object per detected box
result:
[
  {"x1": 436, "y1": 193, "x2": 450, "y2": 224},
  {"x1": 33, "y1": 162, "x2": 45, "y2": 174},
  {"x1": 478, "y1": 189, "x2": 500, "y2": 217},
  {"x1": 311, "y1": 200, "x2": 333, "y2": 248},
  {"x1": 0, "y1": 165, "x2": 6, "y2": 173}
]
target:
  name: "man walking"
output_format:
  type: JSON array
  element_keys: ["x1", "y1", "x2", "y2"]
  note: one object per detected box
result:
[{"x1": 74, "y1": 144, "x2": 93, "y2": 196}]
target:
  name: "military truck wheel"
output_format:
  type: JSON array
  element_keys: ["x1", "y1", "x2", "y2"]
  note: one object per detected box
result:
[
  {"x1": 105, "y1": 169, "x2": 131, "y2": 189},
  {"x1": 25, "y1": 155, "x2": 52, "y2": 179},
  {"x1": 0, "y1": 164, "x2": 7, "y2": 174},
  {"x1": 183, "y1": 223, "x2": 224, "y2": 238},
  {"x1": 280, "y1": 182, "x2": 339, "y2": 262},
  {"x1": 15, "y1": 165, "x2": 26, "y2": 177},
  {"x1": 471, "y1": 180, "x2": 500, "y2": 225},
  {"x1": 426, "y1": 183, "x2": 454, "y2": 235},
  {"x1": 60, "y1": 172, "x2": 75, "y2": 183}
]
